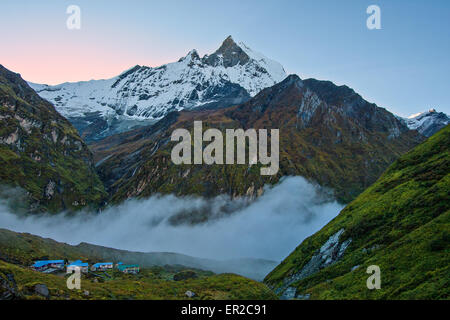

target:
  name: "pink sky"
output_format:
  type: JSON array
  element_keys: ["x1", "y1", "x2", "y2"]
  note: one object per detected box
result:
[
  {"x1": 0, "y1": 1, "x2": 202, "y2": 85},
  {"x1": 1, "y1": 39, "x2": 180, "y2": 85},
  {"x1": 1, "y1": 1, "x2": 448, "y2": 116}
]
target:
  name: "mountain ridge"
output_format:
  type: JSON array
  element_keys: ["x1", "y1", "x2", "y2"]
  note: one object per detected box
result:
[
  {"x1": 399, "y1": 109, "x2": 449, "y2": 137},
  {"x1": 29, "y1": 36, "x2": 286, "y2": 142},
  {"x1": 91, "y1": 74, "x2": 423, "y2": 204}
]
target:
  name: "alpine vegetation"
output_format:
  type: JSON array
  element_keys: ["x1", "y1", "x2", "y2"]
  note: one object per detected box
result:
[{"x1": 171, "y1": 121, "x2": 280, "y2": 175}]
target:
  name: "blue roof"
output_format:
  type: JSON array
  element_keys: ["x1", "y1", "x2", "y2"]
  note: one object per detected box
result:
[
  {"x1": 118, "y1": 264, "x2": 139, "y2": 270},
  {"x1": 93, "y1": 262, "x2": 113, "y2": 267},
  {"x1": 68, "y1": 263, "x2": 88, "y2": 267},
  {"x1": 68, "y1": 260, "x2": 88, "y2": 267},
  {"x1": 33, "y1": 260, "x2": 64, "y2": 268}
]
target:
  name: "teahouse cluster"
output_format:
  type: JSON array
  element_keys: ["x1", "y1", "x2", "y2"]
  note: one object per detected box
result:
[{"x1": 31, "y1": 260, "x2": 140, "y2": 274}]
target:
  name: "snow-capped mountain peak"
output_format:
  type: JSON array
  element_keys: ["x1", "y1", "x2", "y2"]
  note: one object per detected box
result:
[
  {"x1": 401, "y1": 109, "x2": 449, "y2": 137},
  {"x1": 29, "y1": 36, "x2": 287, "y2": 141}
]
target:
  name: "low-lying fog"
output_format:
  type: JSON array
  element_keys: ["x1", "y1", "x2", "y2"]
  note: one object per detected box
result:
[{"x1": 0, "y1": 177, "x2": 343, "y2": 278}]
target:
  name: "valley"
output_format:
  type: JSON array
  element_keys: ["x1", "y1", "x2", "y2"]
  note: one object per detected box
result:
[{"x1": 0, "y1": 35, "x2": 448, "y2": 301}]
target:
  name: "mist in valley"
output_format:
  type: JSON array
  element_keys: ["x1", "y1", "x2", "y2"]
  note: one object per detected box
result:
[{"x1": 0, "y1": 177, "x2": 343, "y2": 279}]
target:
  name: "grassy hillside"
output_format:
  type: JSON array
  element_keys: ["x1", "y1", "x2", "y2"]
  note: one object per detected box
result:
[
  {"x1": 0, "y1": 260, "x2": 276, "y2": 300},
  {"x1": 0, "y1": 228, "x2": 276, "y2": 281},
  {"x1": 264, "y1": 125, "x2": 450, "y2": 299},
  {"x1": 0, "y1": 229, "x2": 276, "y2": 300}
]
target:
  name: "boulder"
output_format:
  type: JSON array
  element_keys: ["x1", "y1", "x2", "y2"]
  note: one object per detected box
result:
[{"x1": 34, "y1": 284, "x2": 49, "y2": 298}]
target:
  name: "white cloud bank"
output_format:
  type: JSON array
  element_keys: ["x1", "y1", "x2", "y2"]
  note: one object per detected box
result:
[{"x1": 0, "y1": 177, "x2": 343, "y2": 262}]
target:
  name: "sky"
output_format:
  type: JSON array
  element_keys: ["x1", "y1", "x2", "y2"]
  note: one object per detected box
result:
[{"x1": 0, "y1": 0, "x2": 449, "y2": 117}]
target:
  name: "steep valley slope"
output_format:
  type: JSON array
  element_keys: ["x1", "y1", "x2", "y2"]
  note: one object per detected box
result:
[
  {"x1": 0, "y1": 65, "x2": 106, "y2": 213},
  {"x1": 264, "y1": 125, "x2": 450, "y2": 299}
]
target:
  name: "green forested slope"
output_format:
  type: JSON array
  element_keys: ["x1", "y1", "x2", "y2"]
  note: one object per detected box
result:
[{"x1": 265, "y1": 125, "x2": 450, "y2": 299}]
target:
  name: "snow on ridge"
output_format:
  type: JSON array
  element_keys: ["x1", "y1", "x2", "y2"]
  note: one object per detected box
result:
[
  {"x1": 397, "y1": 109, "x2": 449, "y2": 137},
  {"x1": 407, "y1": 112, "x2": 424, "y2": 119},
  {"x1": 29, "y1": 77, "x2": 118, "y2": 118},
  {"x1": 238, "y1": 41, "x2": 286, "y2": 83},
  {"x1": 29, "y1": 38, "x2": 288, "y2": 122}
]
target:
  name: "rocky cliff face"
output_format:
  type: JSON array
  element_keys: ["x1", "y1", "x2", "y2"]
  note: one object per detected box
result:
[
  {"x1": 91, "y1": 74, "x2": 422, "y2": 204},
  {"x1": 0, "y1": 65, "x2": 106, "y2": 213},
  {"x1": 264, "y1": 125, "x2": 450, "y2": 299},
  {"x1": 29, "y1": 36, "x2": 286, "y2": 142}
]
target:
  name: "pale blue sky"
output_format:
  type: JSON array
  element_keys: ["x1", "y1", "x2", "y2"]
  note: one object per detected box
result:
[{"x1": 0, "y1": 0, "x2": 449, "y2": 117}]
